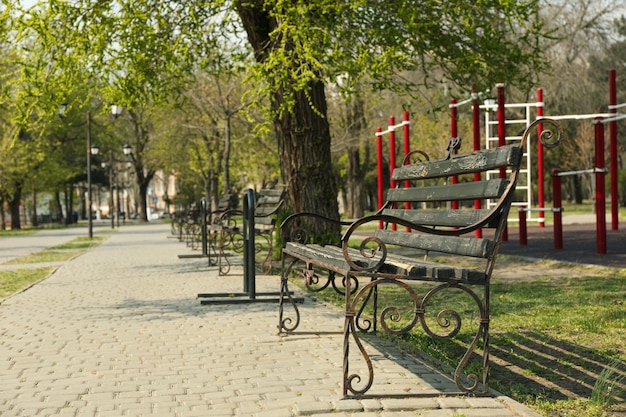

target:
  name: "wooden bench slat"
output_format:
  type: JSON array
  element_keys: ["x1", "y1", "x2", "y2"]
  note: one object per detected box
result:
[
  {"x1": 284, "y1": 242, "x2": 487, "y2": 283},
  {"x1": 254, "y1": 217, "x2": 277, "y2": 226},
  {"x1": 392, "y1": 145, "x2": 522, "y2": 181},
  {"x1": 285, "y1": 243, "x2": 357, "y2": 273},
  {"x1": 381, "y1": 208, "x2": 493, "y2": 228},
  {"x1": 255, "y1": 207, "x2": 280, "y2": 217},
  {"x1": 386, "y1": 179, "x2": 509, "y2": 203},
  {"x1": 374, "y1": 229, "x2": 496, "y2": 259},
  {"x1": 258, "y1": 189, "x2": 284, "y2": 197}
]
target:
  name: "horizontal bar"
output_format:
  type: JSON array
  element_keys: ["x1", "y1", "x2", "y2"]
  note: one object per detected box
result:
[
  {"x1": 553, "y1": 168, "x2": 607, "y2": 177},
  {"x1": 518, "y1": 207, "x2": 562, "y2": 212},
  {"x1": 375, "y1": 121, "x2": 410, "y2": 136},
  {"x1": 543, "y1": 113, "x2": 612, "y2": 121},
  {"x1": 594, "y1": 113, "x2": 626, "y2": 124}
]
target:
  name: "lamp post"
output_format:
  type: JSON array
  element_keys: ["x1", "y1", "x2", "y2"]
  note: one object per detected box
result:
[
  {"x1": 102, "y1": 155, "x2": 115, "y2": 229},
  {"x1": 122, "y1": 144, "x2": 132, "y2": 221},
  {"x1": 86, "y1": 111, "x2": 99, "y2": 239}
]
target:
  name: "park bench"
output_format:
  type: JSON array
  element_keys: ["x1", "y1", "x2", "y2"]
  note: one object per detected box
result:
[
  {"x1": 278, "y1": 118, "x2": 561, "y2": 397},
  {"x1": 211, "y1": 187, "x2": 285, "y2": 275}
]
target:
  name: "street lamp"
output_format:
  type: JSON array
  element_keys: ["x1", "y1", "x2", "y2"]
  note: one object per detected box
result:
[
  {"x1": 58, "y1": 104, "x2": 100, "y2": 238},
  {"x1": 87, "y1": 111, "x2": 99, "y2": 239},
  {"x1": 101, "y1": 157, "x2": 115, "y2": 230}
]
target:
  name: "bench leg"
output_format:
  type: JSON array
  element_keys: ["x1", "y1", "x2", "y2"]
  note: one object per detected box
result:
[
  {"x1": 343, "y1": 278, "x2": 489, "y2": 396},
  {"x1": 420, "y1": 281, "x2": 490, "y2": 394},
  {"x1": 278, "y1": 256, "x2": 301, "y2": 334},
  {"x1": 343, "y1": 277, "x2": 419, "y2": 396},
  {"x1": 255, "y1": 232, "x2": 274, "y2": 274}
]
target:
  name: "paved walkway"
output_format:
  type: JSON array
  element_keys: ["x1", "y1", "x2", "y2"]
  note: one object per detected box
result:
[{"x1": 1, "y1": 223, "x2": 542, "y2": 417}]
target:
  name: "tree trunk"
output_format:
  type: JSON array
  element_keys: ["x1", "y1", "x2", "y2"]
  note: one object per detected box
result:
[
  {"x1": 223, "y1": 114, "x2": 232, "y2": 195},
  {"x1": 31, "y1": 190, "x2": 38, "y2": 227},
  {"x1": 236, "y1": 1, "x2": 340, "y2": 239},
  {"x1": 0, "y1": 199, "x2": 6, "y2": 231},
  {"x1": 345, "y1": 94, "x2": 368, "y2": 219},
  {"x1": 55, "y1": 191, "x2": 64, "y2": 224},
  {"x1": 9, "y1": 187, "x2": 22, "y2": 230},
  {"x1": 573, "y1": 175, "x2": 584, "y2": 204},
  {"x1": 345, "y1": 148, "x2": 365, "y2": 219}
]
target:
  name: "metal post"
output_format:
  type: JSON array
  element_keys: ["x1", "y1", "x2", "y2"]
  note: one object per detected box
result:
[
  {"x1": 472, "y1": 88, "x2": 482, "y2": 238},
  {"x1": 450, "y1": 99, "x2": 459, "y2": 210},
  {"x1": 518, "y1": 207, "x2": 527, "y2": 246},
  {"x1": 537, "y1": 88, "x2": 545, "y2": 228},
  {"x1": 376, "y1": 127, "x2": 383, "y2": 229},
  {"x1": 87, "y1": 111, "x2": 93, "y2": 239},
  {"x1": 609, "y1": 69, "x2": 619, "y2": 230},
  {"x1": 496, "y1": 83, "x2": 507, "y2": 241},
  {"x1": 594, "y1": 120, "x2": 607, "y2": 254},
  {"x1": 389, "y1": 116, "x2": 397, "y2": 231},
  {"x1": 552, "y1": 169, "x2": 563, "y2": 250},
  {"x1": 243, "y1": 189, "x2": 255, "y2": 298},
  {"x1": 108, "y1": 152, "x2": 114, "y2": 229},
  {"x1": 200, "y1": 197, "x2": 208, "y2": 257},
  {"x1": 403, "y1": 111, "x2": 411, "y2": 231}
]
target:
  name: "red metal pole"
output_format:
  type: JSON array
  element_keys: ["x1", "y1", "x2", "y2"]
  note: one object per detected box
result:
[
  {"x1": 497, "y1": 83, "x2": 508, "y2": 241},
  {"x1": 389, "y1": 116, "x2": 397, "y2": 231},
  {"x1": 552, "y1": 169, "x2": 563, "y2": 250},
  {"x1": 376, "y1": 127, "x2": 383, "y2": 229},
  {"x1": 450, "y1": 99, "x2": 459, "y2": 210},
  {"x1": 472, "y1": 90, "x2": 482, "y2": 238},
  {"x1": 403, "y1": 111, "x2": 411, "y2": 232},
  {"x1": 537, "y1": 88, "x2": 545, "y2": 228},
  {"x1": 518, "y1": 207, "x2": 527, "y2": 246},
  {"x1": 594, "y1": 120, "x2": 607, "y2": 254},
  {"x1": 609, "y1": 69, "x2": 619, "y2": 230}
]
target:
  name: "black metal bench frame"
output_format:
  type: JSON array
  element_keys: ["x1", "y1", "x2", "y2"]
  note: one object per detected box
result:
[
  {"x1": 210, "y1": 188, "x2": 285, "y2": 275},
  {"x1": 278, "y1": 119, "x2": 561, "y2": 397}
]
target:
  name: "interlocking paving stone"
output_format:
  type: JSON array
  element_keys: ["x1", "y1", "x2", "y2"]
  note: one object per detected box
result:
[{"x1": 0, "y1": 223, "x2": 542, "y2": 417}]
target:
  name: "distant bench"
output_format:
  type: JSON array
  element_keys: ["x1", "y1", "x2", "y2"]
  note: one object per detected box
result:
[
  {"x1": 210, "y1": 188, "x2": 285, "y2": 275},
  {"x1": 278, "y1": 119, "x2": 561, "y2": 397}
]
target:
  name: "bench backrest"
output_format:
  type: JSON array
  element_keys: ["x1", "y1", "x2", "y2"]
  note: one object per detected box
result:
[
  {"x1": 370, "y1": 112, "x2": 570, "y2": 262},
  {"x1": 254, "y1": 188, "x2": 285, "y2": 229},
  {"x1": 375, "y1": 144, "x2": 522, "y2": 259}
]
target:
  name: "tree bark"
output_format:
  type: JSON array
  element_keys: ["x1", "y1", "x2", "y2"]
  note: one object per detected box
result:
[
  {"x1": 9, "y1": 187, "x2": 22, "y2": 230},
  {"x1": 344, "y1": 94, "x2": 368, "y2": 219},
  {"x1": 0, "y1": 199, "x2": 6, "y2": 231},
  {"x1": 31, "y1": 190, "x2": 39, "y2": 227},
  {"x1": 235, "y1": 1, "x2": 340, "y2": 239}
]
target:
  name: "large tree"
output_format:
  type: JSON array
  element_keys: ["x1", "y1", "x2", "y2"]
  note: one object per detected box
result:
[
  {"x1": 233, "y1": 0, "x2": 546, "y2": 236},
  {"x1": 17, "y1": 0, "x2": 547, "y2": 233}
]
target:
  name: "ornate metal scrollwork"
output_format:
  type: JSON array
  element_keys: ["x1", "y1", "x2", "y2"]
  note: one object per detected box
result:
[
  {"x1": 278, "y1": 258, "x2": 301, "y2": 334},
  {"x1": 345, "y1": 278, "x2": 489, "y2": 394},
  {"x1": 521, "y1": 118, "x2": 563, "y2": 149},
  {"x1": 342, "y1": 235, "x2": 387, "y2": 272},
  {"x1": 288, "y1": 225, "x2": 310, "y2": 245}
]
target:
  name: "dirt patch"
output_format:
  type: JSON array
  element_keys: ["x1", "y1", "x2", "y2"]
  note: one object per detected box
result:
[{"x1": 492, "y1": 256, "x2": 614, "y2": 283}]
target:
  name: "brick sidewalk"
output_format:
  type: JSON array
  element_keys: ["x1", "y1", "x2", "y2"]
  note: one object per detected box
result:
[{"x1": 0, "y1": 223, "x2": 541, "y2": 417}]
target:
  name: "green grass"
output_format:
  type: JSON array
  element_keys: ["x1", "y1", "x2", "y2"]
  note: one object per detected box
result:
[
  {"x1": 290, "y1": 263, "x2": 626, "y2": 417},
  {"x1": 0, "y1": 229, "x2": 38, "y2": 237},
  {"x1": 49, "y1": 236, "x2": 106, "y2": 250},
  {"x1": 0, "y1": 236, "x2": 106, "y2": 300},
  {"x1": 1, "y1": 236, "x2": 107, "y2": 265},
  {"x1": 0, "y1": 268, "x2": 55, "y2": 299},
  {"x1": 3, "y1": 250, "x2": 83, "y2": 264}
]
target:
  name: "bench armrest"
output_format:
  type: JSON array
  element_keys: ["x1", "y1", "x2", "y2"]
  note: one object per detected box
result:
[
  {"x1": 280, "y1": 212, "x2": 352, "y2": 245},
  {"x1": 212, "y1": 208, "x2": 244, "y2": 228}
]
